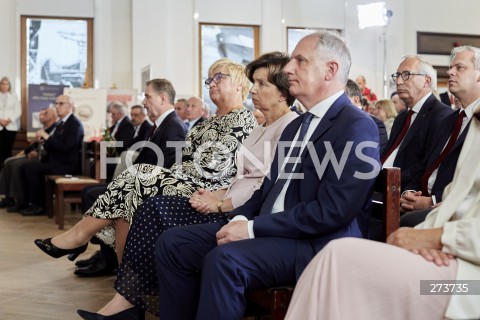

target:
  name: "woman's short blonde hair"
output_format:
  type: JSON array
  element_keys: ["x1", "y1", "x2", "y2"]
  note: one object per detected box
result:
[
  {"x1": 208, "y1": 58, "x2": 251, "y2": 101},
  {"x1": 0, "y1": 76, "x2": 12, "y2": 92},
  {"x1": 375, "y1": 99, "x2": 397, "y2": 119}
]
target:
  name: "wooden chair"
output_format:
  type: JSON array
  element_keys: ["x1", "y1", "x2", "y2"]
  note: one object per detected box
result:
[
  {"x1": 243, "y1": 167, "x2": 401, "y2": 320},
  {"x1": 45, "y1": 141, "x2": 102, "y2": 229}
]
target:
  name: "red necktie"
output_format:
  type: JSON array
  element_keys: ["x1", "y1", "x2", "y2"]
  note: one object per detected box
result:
[
  {"x1": 420, "y1": 111, "x2": 466, "y2": 194},
  {"x1": 381, "y1": 109, "x2": 414, "y2": 164}
]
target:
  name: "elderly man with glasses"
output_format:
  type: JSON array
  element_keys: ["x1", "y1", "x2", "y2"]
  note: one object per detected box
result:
[
  {"x1": 382, "y1": 55, "x2": 452, "y2": 190},
  {"x1": 20, "y1": 94, "x2": 84, "y2": 216}
]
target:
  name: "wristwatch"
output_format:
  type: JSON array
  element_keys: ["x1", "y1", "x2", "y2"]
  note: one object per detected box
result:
[{"x1": 217, "y1": 199, "x2": 224, "y2": 213}]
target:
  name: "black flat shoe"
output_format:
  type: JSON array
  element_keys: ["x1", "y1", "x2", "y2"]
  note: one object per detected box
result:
[
  {"x1": 34, "y1": 238, "x2": 88, "y2": 261},
  {"x1": 77, "y1": 307, "x2": 145, "y2": 320}
]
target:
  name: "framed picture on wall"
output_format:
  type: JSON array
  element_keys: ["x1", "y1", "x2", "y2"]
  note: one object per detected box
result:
[
  {"x1": 20, "y1": 15, "x2": 93, "y2": 130},
  {"x1": 287, "y1": 27, "x2": 343, "y2": 54},
  {"x1": 199, "y1": 23, "x2": 259, "y2": 113},
  {"x1": 140, "y1": 64, "x2": 151, "y2": 94}
]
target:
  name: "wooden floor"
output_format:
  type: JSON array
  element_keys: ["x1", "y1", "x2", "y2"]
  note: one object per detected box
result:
[{"x1": 0, "y1": 206, "x2": 156, "y2": 320}]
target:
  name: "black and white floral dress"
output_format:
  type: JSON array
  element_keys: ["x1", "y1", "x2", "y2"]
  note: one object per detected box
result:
[{"x1": 85, "y1": 108, "x2": 256, "y2": 246}]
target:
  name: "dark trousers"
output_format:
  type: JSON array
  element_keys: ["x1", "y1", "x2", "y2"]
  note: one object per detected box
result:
[
  {"x1": 81, "y1": 184, "x2": 107, "y2": 213},
  {"x1": 155, "y1": 222, "x2": 304, "y2": 320},
  {"x1": 20, "y1": 161, "x2": 74, "y2": 207},
  {"x1": 400, "y1": 208, "x2": 433, "y2": 227},
  {"x1": 0, "y1": 129, "x2": 17, "y2": 169},
  {"x1": 0, "y1": 156, "x2": 35, "y2": 203},
  {"x1": 20, "y1": 161, "x2": 51, "y2": 206}
]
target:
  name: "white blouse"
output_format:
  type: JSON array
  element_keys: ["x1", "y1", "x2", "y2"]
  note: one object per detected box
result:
[{"x1": 0, "y1": 91, "x2": 21, "y2": 131}]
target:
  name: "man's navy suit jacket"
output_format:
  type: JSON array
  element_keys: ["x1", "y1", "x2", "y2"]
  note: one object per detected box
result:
[
  {"x1": 110, "y1": 117, "x2": 135, "y2": 153},
  {"x1": 126, "y1": 120, "x2": 152, "y2": 149},
  {"x1": 371, "y1": 115, "x2": 388, "y2": 155},
  {"x1": 134, "y1": 111, "x2": 187, "y2": 168},
  {"x1": 405, "y1": 109, "x2": 471, "y2": 202},
  {"x1": 384, "y1": 94, "x2": 452, "y2": 190},
  {"x1": 439, "y1": 91, "x2": 451, "y2": 106},
  {"x1": 43, "y1": 114, "x2": 84, "y2": 174},
  {"x1": 229, "y1": 93, "x2": 380, "y2": 277}
]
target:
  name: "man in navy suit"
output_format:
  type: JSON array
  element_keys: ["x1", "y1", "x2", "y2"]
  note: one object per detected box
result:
[
  {"x1": 108, "y1": 101, "x2": 135, "y2": 152},
  {"x1": 74, "y1": 79, "x2": 187, "y2": 277},
  {"x1": 382, "y1": 56, "x2": 453, "y2": 190},
  {"x1": 155, "y1": 30, "x2": 380, "y2": 320},
  {"x1": 20, "y1": 94, "x2": 84, "y2": 216},
  {"x1": 126, "y1": 105, "x2": 152, "y2": 149},
  {"x1": 400, "y1": 46, "x2": 480, "y2": 226},
  {"x1": 105, "y1": 101, "x2": 135, "y2": 181}
]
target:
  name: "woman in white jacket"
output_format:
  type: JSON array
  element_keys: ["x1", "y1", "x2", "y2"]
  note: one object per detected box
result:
[{"x1": 0, "y1": 76, "x2": 21, "y2": 168}]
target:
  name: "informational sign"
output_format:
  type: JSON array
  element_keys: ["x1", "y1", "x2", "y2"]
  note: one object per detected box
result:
[
  {"x1": 27, "y1": 84, "x2": 68, "y2": 132},
  {"x1": 64, "y1": 87, "x2": 107, "y2": 141},
  {"x1": 107, "y1": 89, "x2": 138, "y2": 107}
]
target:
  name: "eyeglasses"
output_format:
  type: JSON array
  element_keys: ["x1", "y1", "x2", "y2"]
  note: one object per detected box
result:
[
  {"x1": 54, "y1": 102, "x2": 70, "y2": 106},
  {"x1": 205, "y1": 73, "x2": 230, "y2": 88},
  {"x1": 391, "y1": 71, "x2": 427, "y2": 81}
]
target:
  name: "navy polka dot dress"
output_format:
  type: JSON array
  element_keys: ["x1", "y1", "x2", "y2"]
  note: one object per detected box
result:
[{"x1": 114, "y1": 195, "x2": 227, "y2": 316}]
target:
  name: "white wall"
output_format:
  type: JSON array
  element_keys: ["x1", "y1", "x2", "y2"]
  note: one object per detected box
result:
[
  {"x1": 0, "y1": 0, "x2": 17, "y2": 91},
  {"x1": 405, "y1": 0, "x2": 480, "y2": 89},
  {"x1": 93, "y1": 0, "x2": 132, "y2": 89},
  {"x1": 132, "y1": 0, "x2": 347, "y2": 99},
  {"x1": 130, "y1": 0, "x2": 407, "y2": 100},
  {"x1": 2, "y1": 0, "x2": 480, "y2": 105}
]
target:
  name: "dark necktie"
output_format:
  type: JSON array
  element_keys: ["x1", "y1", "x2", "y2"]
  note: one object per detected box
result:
[
  {"x1": 148, "y1": 124, "x2": 157, "y2": 140},
  {"x1": 54, "y1": 121, "x2": 65, "y2": 135},
  {"x1": 381, "y1": 109, "x2": 414, "y2": 164},
  {"x1": 420, "y1": 111, "x2": 466, "y2": 194},
  {"x1": 258, "y1": 112, "x2": 315, "y2": 215}
]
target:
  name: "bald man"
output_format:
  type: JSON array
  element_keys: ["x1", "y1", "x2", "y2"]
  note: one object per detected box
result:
[{"x1": 20, "y1": 94, "x2": 84, "y2": 216}]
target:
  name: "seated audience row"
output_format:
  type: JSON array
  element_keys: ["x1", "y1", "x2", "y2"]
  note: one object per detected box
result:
[
  {"x1": 27, "y1": 31, "x2": 479, "y2": 320},
  {"x1": 0, "y1": 108, "x2": 57, "y2": 211}
]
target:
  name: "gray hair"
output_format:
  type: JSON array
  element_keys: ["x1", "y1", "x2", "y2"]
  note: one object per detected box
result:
[
  {"x1": 401, "y1": 55, "x2": 437, "y2": 91},
  {"x1": 146, "y1": 79, "x2": 176, "y2": 104},
  {"x1": 188, "y1": 96, "x2": 205, "y2": 109},
  {"x1": 109, "y1": 101, "x2": 128, "y2": 115},
  {"x1": 451, "y1": 46, "x2": 480, "y2": 70},
  {"x1": 311, "y1": 30, "x2": 352, "y2": 83}
]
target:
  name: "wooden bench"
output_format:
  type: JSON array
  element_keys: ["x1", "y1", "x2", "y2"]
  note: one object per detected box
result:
[{"x1": 45, "y1": 141, "x2": 102, "y2": 229}]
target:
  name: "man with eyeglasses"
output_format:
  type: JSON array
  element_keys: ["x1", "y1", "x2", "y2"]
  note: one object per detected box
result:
[
  {"x1": 382, "y1": 55, "x2": 452, "y2": 190},
  {"x1": 399, "y1": 46, "x2": 480, "y2": 227},
  {"x1": 20, "y1": 94, "x2": 84, "y2": 216}
]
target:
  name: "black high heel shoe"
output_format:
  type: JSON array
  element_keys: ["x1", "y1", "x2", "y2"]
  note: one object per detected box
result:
[
  {"x1": 77, "y1": 307, "x2": 145, "y2": 320},
  {"x1": 34, "y1": 238, "x2": 88, "y2": 261}
]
